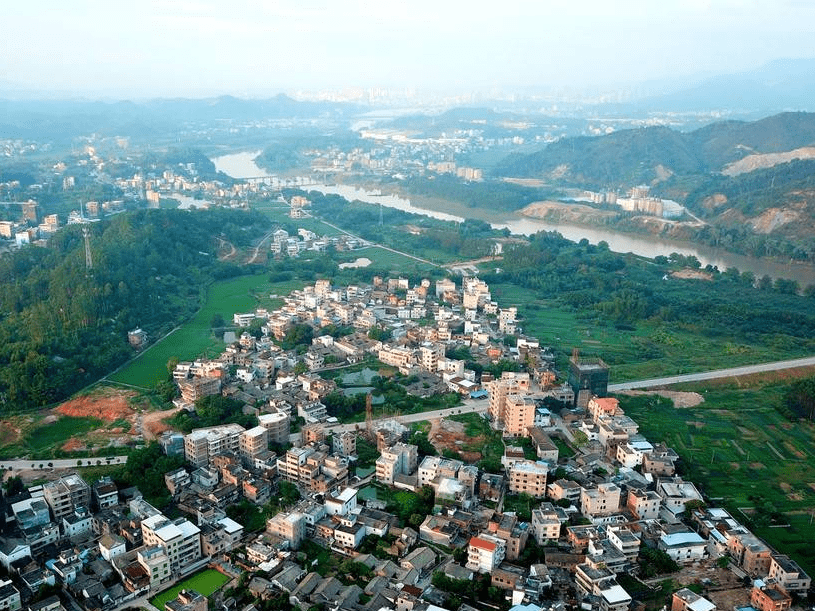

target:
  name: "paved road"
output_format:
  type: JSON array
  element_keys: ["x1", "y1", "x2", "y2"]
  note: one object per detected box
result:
[
  {"x1": 608, "y1": 355, "x2": 815, "y2": 391},
  {"x1": 0, "y1": 456, "x2": 129, "y2": 473}
]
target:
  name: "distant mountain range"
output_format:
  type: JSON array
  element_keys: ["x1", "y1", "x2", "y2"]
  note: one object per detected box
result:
[
  {"x1": 494, "y1": 111, "x2": 815, "y2": 248},
  {"x1": 631, "y1": 58, "x2": 815, "y2": 114},
  {"x1": 0, "y1": 94, "x2": 357, "y2": 143}
]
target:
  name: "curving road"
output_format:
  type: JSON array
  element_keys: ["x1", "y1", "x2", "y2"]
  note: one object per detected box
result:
[{"x1": 608, "y1": 355, "x2": 815, "y2": 391}]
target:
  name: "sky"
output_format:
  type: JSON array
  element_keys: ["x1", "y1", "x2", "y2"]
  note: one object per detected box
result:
[{"x1": 2, "y1": 0, "x2": 815, "y2": 99}]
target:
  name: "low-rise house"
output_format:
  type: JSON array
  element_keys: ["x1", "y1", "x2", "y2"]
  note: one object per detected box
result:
[
  {"x1": 62, "y1": 506, "x2": 92, "y2": 539},
  {"x1": 0, "y1": 579, "x2": 21, "y2": 611},
  {"x1": 401, "y1": 547, "x2": 436, "y2": 574},
  {"x1": 658, "y1": 531, "x2": 707, "y2": 563},
  {"x1": 98, "y1": 534, "x2": 126, "y2": 562},
  {"x1": 92, "y1": 477, "x2": 119, "y2": 510},
  {"x1": 528, "y1": 428, "x2": 559, "y2": 462},
  {"x1": 671, "y1": 588, "x2": 716, "y2": 611},
  {"x1": 750, "y1": 584, "x2": 792, "y2": 611},
  {"x1": 166, "y1": 590, "x2": 208, "y2": 611}
]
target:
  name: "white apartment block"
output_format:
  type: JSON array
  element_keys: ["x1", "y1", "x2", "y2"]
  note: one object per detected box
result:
[
  {"x1": 141, "y1": 514, "x2": 201, "y2": 574},
  {"x1": 466, "y1": 534, "x2": 506, "y2": 573},
  {"x1": 376, "y1": 442, "x2": 418, "y2": 485},
  {"x1": 531, "y1": 507, "x2": 562, "y2": 543},
  {"x1": 184, "y1": 424, "x2": 245, "y2": 467}
]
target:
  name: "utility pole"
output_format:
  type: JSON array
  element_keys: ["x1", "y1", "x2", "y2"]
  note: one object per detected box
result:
[{"x1": 83, "y1": 226, "x2": 93, "y2": 270}]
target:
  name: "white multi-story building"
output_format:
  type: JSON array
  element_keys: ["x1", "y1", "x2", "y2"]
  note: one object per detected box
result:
[
  {"x1": 376, "y1": 443, "x2": 418, "y2": 485},
  {"x1": 466, "y1": 534, "x2": 506, "y2": 573},
  {"x1": 42, "y1": 474, "x2": 91, "y2": 521},
  {"x1": 184, "y1": 424, "x2": 245, "y2": 467},
  {"x1": 531, "y1": 506, "x2": 562, "y2": 543},
  {"x1": 626, "y1": 488, "x2": 661, "y2": 520},
  {"x1": 141, "y1": 514, "x2": 201, "y2": 574}
]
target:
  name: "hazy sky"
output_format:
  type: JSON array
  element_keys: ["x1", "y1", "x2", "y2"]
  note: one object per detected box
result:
[{"x1": 3, "y1": 0, "x2": 815, "y2": 98}]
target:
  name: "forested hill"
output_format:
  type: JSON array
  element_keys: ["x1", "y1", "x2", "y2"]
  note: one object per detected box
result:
[
  {"x1": 494, "y1": 112, "x2": 815, "y2": 186},
  {"x1": 493, "y1": 112, "x2": 815, "y2": 252},
  {"x1": 0, "y1": 208, "x2": 269, "y2": 411}
]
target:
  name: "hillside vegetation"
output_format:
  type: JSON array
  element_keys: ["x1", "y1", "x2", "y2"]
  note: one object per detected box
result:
[
  {"x1": 0, "y1": 208, "x2": 269, "y2": 411},
  {"x1": 494, "y1": 112, "x2": 815, "y2": 258}
]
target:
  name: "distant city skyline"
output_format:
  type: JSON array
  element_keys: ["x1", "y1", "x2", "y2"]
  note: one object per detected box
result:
[{"x1": 3, "y1": 0, "x2": 815, "y2": 100}]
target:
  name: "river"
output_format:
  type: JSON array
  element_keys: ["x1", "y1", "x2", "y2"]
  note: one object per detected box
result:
[{"x1": 212, "y1": 151, "x2": 815, "y2": 286}]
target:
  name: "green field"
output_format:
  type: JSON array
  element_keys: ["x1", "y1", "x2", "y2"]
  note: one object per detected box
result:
[
  {"x1": 618, "y1": 380, "x2": 815, "y2": 575},
  {"x1": 109, "y1": 274, "x2": 302, "y2": 388},
  {"x1": 26, "y1": 417, "x2": 104, "y2": 452},
  {"x1": 149, "y1": 569, "x2": 231, "y2": 611},
  {"x1": 489, "y1": 282, "x2": 810, "y2": 383}
]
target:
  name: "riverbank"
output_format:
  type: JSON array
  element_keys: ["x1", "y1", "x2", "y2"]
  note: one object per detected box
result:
[{"x1": 210, "y1": 152, "x2": 815, "y2": 286}]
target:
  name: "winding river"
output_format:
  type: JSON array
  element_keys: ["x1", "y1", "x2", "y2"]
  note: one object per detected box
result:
[{"x1": 212, "y1": 151, "x2": 815, "y2": 286}]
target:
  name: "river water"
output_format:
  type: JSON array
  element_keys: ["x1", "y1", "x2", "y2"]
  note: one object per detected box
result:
[{"x1": 212, "y1": 151, "x2": 815, "y2": 285}]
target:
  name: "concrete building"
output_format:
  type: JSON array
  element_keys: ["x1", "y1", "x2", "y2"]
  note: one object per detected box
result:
[
  {"x1": 531, "y1": 506, "x2": 562, "y2": 543},
  {"x1": 580, "y1": 483, "x2": 621, "y2": 518},
  {"x1": 486, "y1": 372, "x2": 531, "y2": 430},
  {"x1": 177, "y1": 377, "x2": 221, "y2": 405},
  {"x1": 332, "y1": 431, "x2": 357, "y2": 458},
  {"x1": 184, "y1": 424, "x2": 245, "y2": 467},
  {"x1": 466, "y1": 534, "x2": 506, "y2": 573},
  {"x1": 166, "y1": 590, "x2": 208, "y2": 611},
  {"x1": 658, "y1": 532, "x2": 707, "y2": 563},
  {"x1": 258, "y1": 410, "x2": 290, "y2": 445},
  {"x1": 376, "y1": 443, "x2": 418, "y2": 485},
  {"x1": 626, "y1": 488, "x2": 661, "y2": 521},
  {"x1": 671, "y1": 588, "x2": 716, "y2": 611},
  {"x1": 569, "y1": 357, "x2": 609, "y2": 408},
  {"x1": 508, "y1": 460, "x2": 548, "y2": 497},
  {"x1": 503, "y1": 394, "x2": 537, "y2": 436},
  {"x1": 728, "y1": 532, "x2": 772, "y2": 577},
  {"x1": 141, "y1": 514, "x2": 202, "y2": 574},
  {"x1": 42, "y1": 474, "x2": 91, "y2": 520},
  {"x1": 750, "y1": 584, "x2": 791, "y2": 611},
  {"x1": 239, "y1": 426, "x2": 269, "y2": 463},
  {"x1": 0, "y1": 580, "x2": 21, "y2": 611},
  {"x1": 92, "y1": 477, "x2": 119, "y2": 510},
  {"x1": 768, "y1": 554, "x2": 811, "y2": 594},
  {"x1": 267, "y1": 512, "x2": 307, "y2": 550}
]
